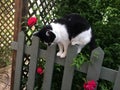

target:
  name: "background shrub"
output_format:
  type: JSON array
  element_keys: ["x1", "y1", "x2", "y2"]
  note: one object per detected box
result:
[
  {"x1": 27, "y1": 0, "x2": 120, "y2": 89},
  {"x1": 49, "y1": 0, "x2": 120, "y2": 89},
  {"x1": 54, "y1": 0, "x2": 120, "y2": 69}
]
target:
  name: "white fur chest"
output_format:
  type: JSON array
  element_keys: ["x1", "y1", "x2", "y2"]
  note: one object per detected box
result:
[{"x1": 50, "y1": 23, "x2": 69, "y2": 43}]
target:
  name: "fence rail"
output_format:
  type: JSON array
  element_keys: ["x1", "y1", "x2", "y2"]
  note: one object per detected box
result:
[{"x1": 11, "y1": 31, "x2": 120, "y2": 90}]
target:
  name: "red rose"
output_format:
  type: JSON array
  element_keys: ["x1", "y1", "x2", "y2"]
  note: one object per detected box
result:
[
  {"x1": 83, "y1": 80, "x2": 97, "y2": 90},
  {"x1": 27, "y1": 17, "x2": 37, "y2": 27},
  {"x1": 36, "y1": 67, "x2": 43, "y2": 75}
]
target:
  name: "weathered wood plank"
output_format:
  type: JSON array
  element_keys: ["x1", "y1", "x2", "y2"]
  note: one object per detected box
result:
[
  {"x1": 42, "y1": 45, "x2": 57, "y2": 90},
  {"x1": 86, "y1": 47, "x2": 104, "y2": 90},
  {"x1": 13, "y1": 31, "x2": 25, "y2": 90},
  {"x1": 12, "y1": 43, "x2": 119, "y2": 83},
  {"x1": 55, "y1": 56, "x2": 65, "y2": 66},
  {"x1": 76, "y1": 62, "x2": 89, "y2": 73},
  {"x1": 87, "y1": 47, "x2": 104, "y2": 81},
  {"x1": 27, "y1": 36, "x2": 40, "y2": 90},
  {"x1": 12, "y1": 42, "x2": 119, "y2": 83},
  {"x1": 11, "y1": 42, "x2": 46, "y2": 58},
  {"x1": 61, "y1": 45, "x2": 78, "y2": 90},
  {"x1": 12, "y1": 0, "x2": 24, "y2": 89},
  {"x1": 113, "y1": 67, "x2": 120, "y2": 90},
  {"x1": 100, "y1": 67, "x2": 118, "y2": 82}
]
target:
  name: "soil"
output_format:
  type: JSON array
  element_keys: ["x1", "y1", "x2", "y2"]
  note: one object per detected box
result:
[{"x1": 0, "y1": 65, "x2": 11, "y2": 90}]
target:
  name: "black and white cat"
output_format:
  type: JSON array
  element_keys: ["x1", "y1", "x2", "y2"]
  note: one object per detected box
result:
[{"x1": 33, "y1": 13, "x2": 96, "y2": 58}]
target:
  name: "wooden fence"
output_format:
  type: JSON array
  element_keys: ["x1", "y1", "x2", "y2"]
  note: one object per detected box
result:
[
  {"x1": 11, "y1": 0, "x2": 56, "y2": 89},
  {"x1": 11, "y1": 31, "x2": 120, "y2": 90}
]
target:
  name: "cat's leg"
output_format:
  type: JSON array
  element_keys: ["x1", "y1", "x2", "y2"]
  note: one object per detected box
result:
[
  {"x1": 71, "y1": 36, "x2": 90, "y2": 46},
  {"x1": 57, "y1": 43, "x2": 63, "y2": 57},
  {"x1": 60, "y1": 41, "x2": 70, "y2": 58},
  {"x1": 71, "y1": 38, "x2": 79, "y2": 45},
  {"x1": 71, "y1": 39, "x2": 84, "y2": 46},
  {"x1": 77, "y1": 45, "x2": 84, "y2": 53},
  {"x1": 71, "y1": 41, "x2": 79, "y2": 45},
  {"x1": 71, "y1": 39, "x2": 84, "y2": 53}
]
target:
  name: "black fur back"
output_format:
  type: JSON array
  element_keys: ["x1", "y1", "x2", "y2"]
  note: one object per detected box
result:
[
  {"x1": 34, "y1": 13, "x2": 96, "y2": 51},
  {"x1": 54, "y1": 13, "x2": 91, "y2": 40}
]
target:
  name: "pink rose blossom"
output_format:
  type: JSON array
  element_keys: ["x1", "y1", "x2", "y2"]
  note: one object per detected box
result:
[
  {"x1": 83, "y1": 80, "x2": 97, "y2": 90},
  {"x1": 27, "y1": 17, "x2": 37, "y2": 27},
  {"x1": 36, "y1": 67, "x2": 43, "y2": 75}
]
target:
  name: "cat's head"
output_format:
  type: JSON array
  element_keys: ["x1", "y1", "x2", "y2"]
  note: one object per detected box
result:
[{"x1": 33, "y1": 25, "x2": 56, "y2": 45}]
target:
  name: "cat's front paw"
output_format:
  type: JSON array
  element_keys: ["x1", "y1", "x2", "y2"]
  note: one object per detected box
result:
[
  {"x1": 57, "y1": 52, "x2": 62, "y2": 57},
  {"x1": 60, "y1": 53, "x2": 66, "y2": 58}
]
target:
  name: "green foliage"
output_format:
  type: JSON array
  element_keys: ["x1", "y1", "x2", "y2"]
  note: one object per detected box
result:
[
  {"x1": 98, "y1": 80, "x2": 113, "y2": 90},
  {"x1": 53, "y1": 0, "x2": 120, "y2": 89},
  {"x1": 72, "y1": 53, "x2": 89, "y2": 69},
  {"x1": 54, "y1": 0, "x2": 120, "y2": 69},
  {"x1": 0, "y1": 48, "x2": 11, "y2": 68},
  {"x1": 72, "y1": 71, "x2": 86, "y2": 90}
]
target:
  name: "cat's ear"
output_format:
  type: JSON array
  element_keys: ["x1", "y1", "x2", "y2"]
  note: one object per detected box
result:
[{"x1": 46, "y1": 31, "x2": 50, "y2": 36}]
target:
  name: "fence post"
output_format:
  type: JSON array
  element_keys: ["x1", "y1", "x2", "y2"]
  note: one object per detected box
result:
[
  {"x1": 61, "y1": 45, "x2": 78, "y2": 90},
  {"x1": 42, "y1": 45, "x2": 57, "y2": 90},
  {"x1": 113, "y1": 67, "x2": 120, "y2": 90},
  {"x1": 13, "y1": 31, "x2": 25, "y2": 90},
  {"x1": 11, "y1": 0, "x2": 23, "y2": 89},
  {"x1": 86, "y1": 47, "x2": 104, "y2": 89},
  {"x1": 11, "y1": 0, "x2": 28, "y2": 89},
  {"x1": 27, "y1": 36, "x2": 40, "y2": 90}
]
